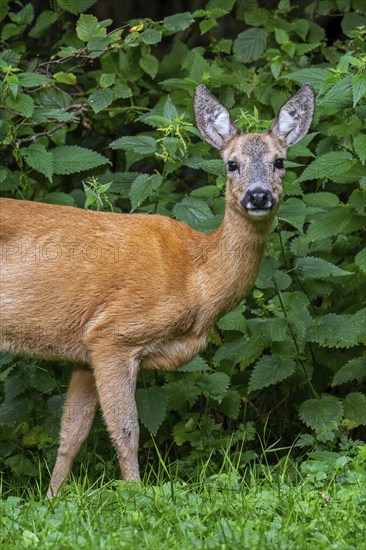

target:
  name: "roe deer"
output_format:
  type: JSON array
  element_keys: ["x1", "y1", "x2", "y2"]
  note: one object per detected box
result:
[{"x1": 0, "y1": 83, "x2": 314, "y2": 497}]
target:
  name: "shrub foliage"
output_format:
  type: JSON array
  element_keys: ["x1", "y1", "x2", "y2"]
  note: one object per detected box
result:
[{"x1": 0, "y1": 0, "x2": 365, "y2": 479}]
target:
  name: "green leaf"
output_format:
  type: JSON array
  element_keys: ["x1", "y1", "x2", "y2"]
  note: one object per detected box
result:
[
  {"x1": 54, "y1": 72, "x2": 77, "y2": 85},
  {"x1": 319, "y1": 77, "x2": 353, "y2": 113},
  {"x1": 296, "y1": 256, "x2": 352, "y2": 280},
  {"x1": 277, "y1": 198, "x2": 308, "y2": 232},
  {"x1": 352, "y1": 74, "x2": 366, "y2": 107},
  {"x1": 341, "y1": 12, "x2": 366, "y2": 38},
  {"x1": 136, "y1": 387, "x2": 169, "y2": 435},
  {"x1": 343, "y1": 392, "x2": 366, "y2": 426},
  {"x1": 176, "y1": 356, "x2": 210, "y2": 372},
  {"x1": 129, "y1": 173, "x2": 162, "y2": 211},
  {"x1": 248, "y1": 355, "x2": 296, "y2": 393},
  {"x1": 173, "y1": 196, "x2": 213, "y2": 230},
  {"x1": 355, "y1": 247, "x2": 366, "y2": 275},
  {"x1": 353, "y1": 133, "x2": 366, "y2": 165},
  {"x1": 233, "y1": 28, "x2": 267, "y2": 63},
  {"x1": 29, "y1": 10, "x2": 58, "y2": 38},
  {"x1": 296, "y1": 152, "x2": 356, "y2": 183},
  {"x1": 76, "y1": 14, "x2": 106, "y2": 42},
  {"x1": 89, "y1": 88, "x2": 113, "y2": 113},
  {"x1": 56, "y1": 0, "x2": 97, "y2": 14},
  {"x1": 140, "y1": 29, "x2": 162, "y2": 45},
  {"x1": 299, "y1": 395, "x2": 343, "y2": 442},
  {"x1": 285, "y1": 68, "x2": 330, "y2": 89},
  {"x1": 164, "y1": 12, "x2": 194, "y2": 32},
  {"x1": 185, "y1": 157, "x2": 225, "y2": 176},
  {"x1": 6, "y1": 92, "x2": 34, "y2": 117},
  {"x1": 218, "y1": 389, "x2": 241, "y2": 419},
  {"x1": 52, "y1": 145, "x2": 110, "y2": 175},
  {"x1": 100, "y1": 73, "x2": 115, "y2": 88},
  {"x1": 112, "y1": 83, "x2": 132, "y2": 100},
  {"x1": 303, "y1": 192, "x2": 340, "y2": 209},
  {"x1": 163, "y1": 96, "x2": 178, "y2": 121},
  {"x1": 44, "y1": 192, "x2": 75, "y2": 206},
  {"x1": 201, "y1": 372, "x2": 230, "y2": 402},
  {"x1": 139, "y1": 54, "x2": 159, "y2": 79},
  {"x1": 306, "y1": 206, "x2": 354, "y2": 241},
  {"x1": 332, "y1": 357, "x2": 366, "y2": 386},
  {"x1": 20, "y1": 143, "x2": 53, "y2": 181},
  {"x1": 17, "y1": 72, "x2": 52, "y2": 87},
  {"x1": 307, "y1": 313, "x2": 363, "y2": 349},
  {"x1": 110, "y1": 135, "x2": 157, "y2": 155}
]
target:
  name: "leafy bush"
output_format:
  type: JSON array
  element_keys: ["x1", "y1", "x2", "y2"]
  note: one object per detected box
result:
[{"x1": 0, "y1": 0, "x2": 365, "y2": 481}]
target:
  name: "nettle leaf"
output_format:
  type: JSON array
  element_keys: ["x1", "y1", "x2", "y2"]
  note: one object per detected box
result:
[
  {"x1": 173, "y1": 196, "x2": 213, "y2": 230},
  {"x1": 303, "y1": 192, "x2": 340, "y2": 209},
  {"x1": 52, "y1": 145, "x2": 110, "y2": 175},
  {"x1": 163, "y1": 12, "x2": 194, "y2": 32},
  {"x1": 201, "y1": 372, "x2": 230, "y2": 402},
  {"x1": 129, "y1": 173, "x2": 162, "y2": 211},
  {"x1": 343, "y1": 392, "x2": 366, "y2": 426},
  {"x1": 56, "y1": 0, "x2": 97, "y2": 15},
  {"x1": 218, "y1": 389, "x2": 241, "y2": 420},
  {"x1": 213, "y1": 338, "x2": 247, "y2": 367},
  {"x1": 296, "y1": 256, "x2": 352, "y2": 280},
  {"x1": 233, "y1": 28, "x2": 268, "y2": 63},
  {"x1": 110, "y1": 136, "x2": 157, "y2": 155},
  {"x1": 318, "y1": 77, "x2": 353, "y2": 113},
  {"x1": 286, "y1": 68, "x2": 330, "y2": 88},
  {"x1": 352, "y1": 74, "x2": 366, "y2": 107},
  {"x1": 76, "y1": 14, "x2": 106, "y2": 42},
  {"x1": 248, "y1": 355, "x2": 296, "y2": 393},
  {"x1": 29, "y1": 10, "x2": 58, "y2": 38},
  {"x1": 6, "y1": 93, "x2": 34, "y2": 117},
  {"x1": 299, "y1": 395, "x2": 343, "y2": 442},
  {"x1": 296, "y1": 152, "x2": 356, "y2": 183},
  {"x1": 306, "y1": 206, "x2": 353, "y2": 242},
  {"x1": 277, "y1": 198, "x2": 308, "y2": 232},
  {"x1": 185, "y1": 157, "x2": 225, "y2": 176},
  {"x1": 307, "y1": 313, "x2": 363, "y2": 349},
  {"x1": 355, "y1": 247, "x2": 366, "y2": 275},
  {"x1": 21, "y1": 143, "x2": 53, "y2": 181},
  {"x1": 136, "y1": 387, "x2": 169, "y2": 435},
  {"x1": 177, "y1": 356, "x2": 210, "y2": 373},
  {"x1": 353, "y1": 133, "x2": 366, "y2": 165},
  {"x1": 332, "y1": 356, "x2": 366, "y2": 386}
]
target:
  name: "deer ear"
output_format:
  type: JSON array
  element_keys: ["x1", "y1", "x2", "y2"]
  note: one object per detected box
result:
[
  {"x1": 194, "y1": 85, "x2": 239, "y2": 150},
  {"x1": 269, "y1": 83, "x2": 315, "y2": 147}
]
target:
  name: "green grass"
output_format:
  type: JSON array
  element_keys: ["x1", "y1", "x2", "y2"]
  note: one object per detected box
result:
[{"x1": 1, "y1": 449, "x2": 366, "y2": 549}]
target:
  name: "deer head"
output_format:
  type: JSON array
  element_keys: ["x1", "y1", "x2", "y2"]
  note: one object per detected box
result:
[{"x1": 194, "y1": 83, "x2": 314, "y2": 220}]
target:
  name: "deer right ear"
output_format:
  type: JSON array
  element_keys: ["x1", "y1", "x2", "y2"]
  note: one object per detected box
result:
[
  {"x1": 194, "y1": 85, "x2": 239, "y2": 150},
  {"x1": 269, "y1": 83, "x2": 315, "y2": 147}
]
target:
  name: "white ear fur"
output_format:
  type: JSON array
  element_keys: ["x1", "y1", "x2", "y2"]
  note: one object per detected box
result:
[
  {"x1": 269, "y1": 83, "x2": 315, "y2": 147},
  {"x1": 194, "y1": 85, "x2": 239, "y2": 150}
]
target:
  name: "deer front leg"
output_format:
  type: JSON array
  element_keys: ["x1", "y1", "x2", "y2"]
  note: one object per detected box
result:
[
  {"x1": 92, "y1": 347, "x2": 141, "y2": 482},
  {"x1": 47, "y1": 369, "x2": 98, "y2": 498}
]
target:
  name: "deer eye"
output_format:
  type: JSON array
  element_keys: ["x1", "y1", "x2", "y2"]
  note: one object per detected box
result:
[
  {"x1": 274, "y1": 158, "x2": 285, "y2": 169},
  {"x1": 228, "y1": 161, "x2": 238, "y2": 172}
]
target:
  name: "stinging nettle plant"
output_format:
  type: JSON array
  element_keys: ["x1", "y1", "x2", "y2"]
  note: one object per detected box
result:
[{"x1": 0, "y1": 0, "x2": 365, "y2": 483}]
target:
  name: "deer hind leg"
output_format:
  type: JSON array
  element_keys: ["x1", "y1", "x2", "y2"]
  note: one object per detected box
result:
[
  {"x1": 46, "y1": 368, "x2": 98, "y2": 498},
  {"x1": 91, "y1": 346, "x2": 141, "y2": 482}
]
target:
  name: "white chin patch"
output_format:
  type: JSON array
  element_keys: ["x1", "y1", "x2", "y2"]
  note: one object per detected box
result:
[{"x1": 246, "y1": 208, "x2": 271, "y2": 218}]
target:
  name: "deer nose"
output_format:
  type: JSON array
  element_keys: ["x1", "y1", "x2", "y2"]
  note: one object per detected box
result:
[
  {"x1": 241, "y1": 187, "x2": 273, "y2": 210},
  {"x1": 249, "y1": 190, "x2": 270, "y2": 208}
]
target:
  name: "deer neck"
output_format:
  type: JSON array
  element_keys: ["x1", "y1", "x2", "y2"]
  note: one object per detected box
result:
[{"x1": 194, "y1": 203, "x2": 274, "y2": 325}]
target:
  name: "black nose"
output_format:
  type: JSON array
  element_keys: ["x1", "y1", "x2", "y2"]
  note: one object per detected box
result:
[
  {"x1": 241, "y1": 187, "x2": 273, "y2": 210},
  {"x1": 249, "y1": 190, "x2": 269, "y2": 208}
]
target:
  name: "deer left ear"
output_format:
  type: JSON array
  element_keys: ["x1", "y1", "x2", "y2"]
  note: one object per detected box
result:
[{"x1": 269, "y1": 83, "x2": 315, "y2": 147}]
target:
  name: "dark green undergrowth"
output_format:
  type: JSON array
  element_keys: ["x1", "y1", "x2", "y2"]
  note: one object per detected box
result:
[
  {"x1": 1, "y1": 446, "x2": 366, "y2": 549},
  {"x1": 0, "y1": 0, "x2": 365, "y2": 486}
]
